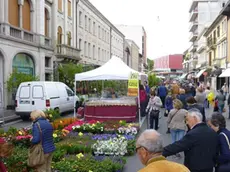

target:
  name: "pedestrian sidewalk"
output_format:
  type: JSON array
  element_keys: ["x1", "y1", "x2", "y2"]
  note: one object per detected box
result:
[{"x1": 0, "y1": 109, "x2": 20, "y2": 123}]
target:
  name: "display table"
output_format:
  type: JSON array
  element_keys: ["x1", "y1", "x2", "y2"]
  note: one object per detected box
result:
[{"x1": 84, "y1": 98, "x2": 137, "y2": 122}]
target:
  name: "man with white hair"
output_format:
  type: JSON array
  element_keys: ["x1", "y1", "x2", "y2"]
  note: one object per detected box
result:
[
  {"x1": 162, "y1": 108, "x2": 218, "y2": 172},
  {"x1": 136, "y1": 129, "x2": 189, "y2": 172}
]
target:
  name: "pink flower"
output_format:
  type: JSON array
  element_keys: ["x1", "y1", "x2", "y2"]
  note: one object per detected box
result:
[{"x1": 16, "y1": 135, "x2": 32, "y2": 140}]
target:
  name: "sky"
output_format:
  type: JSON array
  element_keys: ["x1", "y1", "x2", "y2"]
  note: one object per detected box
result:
[{"x1": 89, "y1": 0, "x2": 191, "y2": 59}]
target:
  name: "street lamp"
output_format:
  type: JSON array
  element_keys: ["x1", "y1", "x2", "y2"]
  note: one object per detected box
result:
[{"x1": 76, "y1": 0, "x2": 80, "y2": 49}]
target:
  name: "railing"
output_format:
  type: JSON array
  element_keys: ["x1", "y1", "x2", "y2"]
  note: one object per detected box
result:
[
  {"x1": 56, "y1": 44, "x2": 81, "y2": 60},
  {"x1": 0, "y1": 23, "x2": 53, "y2": 49},
  {"x1": 207, "y1": 37, "x2": 216, "y2": 48}
]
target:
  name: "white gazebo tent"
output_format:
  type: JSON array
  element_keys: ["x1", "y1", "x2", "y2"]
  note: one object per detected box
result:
[{"x1": 74, "y1": 56, "x2": 147, "y2": 125}]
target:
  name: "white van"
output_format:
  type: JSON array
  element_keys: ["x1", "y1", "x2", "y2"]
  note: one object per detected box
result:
[{"x1": 15, "y1": 81, "x2": 79, "y2": 120}]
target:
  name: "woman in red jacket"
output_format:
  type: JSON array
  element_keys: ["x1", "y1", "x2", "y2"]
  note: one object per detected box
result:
[{"x1": 139, "y1": 85, "x2": 147, "y2": 117}]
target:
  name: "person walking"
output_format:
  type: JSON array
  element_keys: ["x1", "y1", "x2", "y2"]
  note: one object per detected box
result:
[
  {"x1": 177, "y1": 89, "x2": 188, "y2": 109},
  {"x1": 195, "y1": 87, "x2": 206, "y2": 107},
  {"x1": 222, "y1": 83, "x2": 228, "y2": 97},
  {"x1": 165, "y1": 91, "x2": 174, "y2": 134},
  {"x1": 139, "y1": 85, "x2": 148, "y2": 117},
  {"x1": 207, "y1": 113, "x2": 230, "y2": 172},
  {"x1": 158, "y1": 83, "x2": 167, "y2": 107},
  {"x1": 146, "y1": 91, "x2": 162, "y2": 130},
  {"x1": 167, "y1": 99, "x2": 187, "y2": 158},
  {"x1": 216, "y1": 90, "x2": 226, "y2": 114},
  {"x1": 163, "y1": 109, "x2": 218, "y2": 172},
  {"x1": 30, "y1": 110, "x2": 56, "y2": 172},
  {"x1": 136, "y1": 129, "x2": 190, "y2": 172}
]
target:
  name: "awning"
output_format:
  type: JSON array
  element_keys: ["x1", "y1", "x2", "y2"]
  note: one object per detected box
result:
[
  {"x1": 179, "y1": 73, "x2": 188, "y2": 80},
  {"x1": 195, "y1": 69, "x2": 206, "y2": 78},
  {"x1": 219, "y1": 68, "x2": 230, "y2": 77}
]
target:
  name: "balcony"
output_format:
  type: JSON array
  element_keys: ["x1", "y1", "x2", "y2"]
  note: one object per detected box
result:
[
  {"x1": 189, "y1": 42, "x2": 198, "y2": 52},
  {"x1": 189, "y1": 21, "x2": 198, "y2": 32},
  {"x1": 189, "y1": 0, "x2": 198, "y2": 13},
  {"x1": 56, "y1": 44, "x2": 81, "y2": 61},
  {"x1": 207, "y1": 37, "x2": 217, "y2": 49},
  {"x1": 189, "y1": 32, "x2": 198, "y2": 42},
  {"x1": 189, "y1": 8, "x2": 198, "y2": 22},
  {"x1": 0, "y1": 22, "x2": 53, "y2": 49}
]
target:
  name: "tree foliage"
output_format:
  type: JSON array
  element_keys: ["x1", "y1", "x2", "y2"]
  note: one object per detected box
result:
[
  {"x1": 58, "y1": 63, "x2": 83, "y2": 89},
  {"x1": 6, "y1": 70, "x2": 39, "y2": 92},
  {"x1": 147, "y1": 58, "x2": 154, "y2": 72},
  {"x1": 148, "y1": 73, "x2": 160, "y2": 88}
]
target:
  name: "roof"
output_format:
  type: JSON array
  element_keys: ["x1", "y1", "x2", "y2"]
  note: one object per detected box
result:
[{"x1": 220, "y1": 0, "x2": 230, "y2": 16}]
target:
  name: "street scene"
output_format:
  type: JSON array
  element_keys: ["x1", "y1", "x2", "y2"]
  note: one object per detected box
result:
[{"x1": 1, "y1": 0, "x2": 230, "y2": 172}]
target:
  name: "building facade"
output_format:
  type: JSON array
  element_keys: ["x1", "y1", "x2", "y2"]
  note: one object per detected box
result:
[
  {"x1": 116, "y1": 25, "x2": 147, "y2": 71},
  {"x1": 126, "y1": 39, "x2": 139, "y2": 71},
  {"x1": 153, "y1": 54, "x2": 183, "y2": 78},
  {"x1": 0, "y1": 0, "x2": 125, "y2": 108},
  {"x1": 188, "y1": 0, "x2": 226, "y2": 72}
]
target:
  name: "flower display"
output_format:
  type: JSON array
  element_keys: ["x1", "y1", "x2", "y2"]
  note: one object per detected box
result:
[
  {"x1": 117, "y1": 126, "x2": 138, "y2": 135},
  {"x1": 92, "y1": 137, "x2": 128, "y2": 156},
  {"x1": 16, "y1": 135, "x2": 32, "y2": 140}
]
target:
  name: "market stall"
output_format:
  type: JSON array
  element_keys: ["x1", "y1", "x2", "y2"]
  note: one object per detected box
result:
[{"x1": 74, "y1": 56, "x2": 147, "y2": 125}]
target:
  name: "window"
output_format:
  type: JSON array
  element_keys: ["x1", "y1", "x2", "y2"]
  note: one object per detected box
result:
[
  {"x1": 33, "y1": 86, "x2": 44, "y2": 98},
  {"x1": 93, "y1": 22, "x2": 96, "y2": 35},
  {"x1": 217, "y1": 26, "x2": 220, "y2": 37},
  {"x1": 98, "y1": 26, "x2": 100, "y2": 38},
  {"x1": 22, "y1": 0, "x2": 31, "y2": 31},
  {"x1": 88, "y1": 18, "x2": 91, "y2": 32},
  {"x1": 57, "y1": 26, "x2": 62, "y2": 44},
  {"x1": 107, "y1": 33, "x2": 109, "y2": 42},
  {"x1": 58, "y1": 0, "x2": 62, "y2": 12},
  {"x1": 102, "y1": 49, "x2": 104, "y2": 61},
  {"x1": 88, "y1": 43, "x2": 91, "y2": 58},
  {"x1": 68, "y1": 0, "x2": 71, "y2": 17},
  {"x1": 79, "y1": 11, "x2": 82, "y2": 26},
  {"x1": 67, "y1": 32, "x2": 71, "y2": 46},
  {"x1": 84, "y1": 41, "x2": 87, "y2": 57},
  {"x1": 45, "y1": 73, "x2": 52, "y2": 81},
  {"x1": 9, "y1": 0, "x2": 19, "y2": 27},
  {"x1": 66, "y1": 88, "x2": 74, "y2": 96},
  {"x1": 44, "y1": 8, "x2": 49, "y2": 37},
  {"x1": 222, "y1": 20, "x2": 227, "y2": 34},
  {"x1": 85, "y1": 15, "x2": 87, "y2": 30},
  {"x1": 218, "y1": 45, "x2": 221, "y2": 58},
  {"x1": 98, "y1": 47, "x2": 101, "y2": 60},
  {"x1": 93, "y1": 45, "x2": 95, "y2": 59},
  {"x1": 105, "y1": 31, "x2": 106, "y2": 42},
  {"x1": 19, "y1": 86, "x2": 30, "y2": 98},
  {"x1": 79, "y1": 39, "x2": 82, "y2": 50},
  {"x1": 45, "y1": 57, "x2": 51, "y2": 68},
  {"x1": 102, "y1": 28, "x2": 104, "y2": 40}
]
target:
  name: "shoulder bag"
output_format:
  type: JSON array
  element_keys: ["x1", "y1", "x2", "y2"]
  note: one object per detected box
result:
[
  {"x1": 168, "y1": 109, "x2": 180, "y2": 125},
  {"x1": 27, "y1": 122, "x2": 45, "y2": 167},
  {"x1": 218, "y1": 132, "x2": 230, "y2": 172}
]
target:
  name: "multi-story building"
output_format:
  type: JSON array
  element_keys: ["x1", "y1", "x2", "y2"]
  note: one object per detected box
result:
[
  {"x1": 203, "y1": 14, "x2": 227, "y2": 89},
  {"x1": 77, "y1": 0, "x2": 124, "y2": 66},
  {"x1": 125, "y1": 39, "x2": 139, "y2": 71},
  {"x1": 0, "y1": 0, "x2": 125, "y2": 108},
  {"x1": 153, "y1": 54, "x2": 183, "y2": 78},
  {"x1": 116, "y1": 25, "x2": 147, "y2": 71},
  {"x1": 124, "y1": 40, "x2": 131, "y2": 67},
  {"x1": 188, "y1": 0, "x2": 226, "y2": 72}
]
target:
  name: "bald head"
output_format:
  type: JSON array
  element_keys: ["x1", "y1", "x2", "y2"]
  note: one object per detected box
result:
[{"x1": 136, "y1": 129, "x2": 163, "y2": 153}]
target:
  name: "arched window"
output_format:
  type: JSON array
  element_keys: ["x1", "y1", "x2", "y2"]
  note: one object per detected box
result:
[
  {"x1": 67, "y1": 32, "x2": 71, "y2": 46},
  {"x1": 57, "y1": 26, "x2": 62, "y2": 44},
  {"x1": 12, "y1": 53, "x2": 35, "y2": 76},
  {"x1": 22, "y1": 0, "x2": 31, "y2": 31},
  {"x1": 68, "y1": 0, "x2": 71, "y2": 17},
  {"x1": 44, "y1": 8, "x2": 49, "y2": 37},
  {"x1": 8, "y1": 0, "x2": 19, "y2": 27},
  {"x1": 58, "y1": 0, "x2": 63, "y2": 12}
]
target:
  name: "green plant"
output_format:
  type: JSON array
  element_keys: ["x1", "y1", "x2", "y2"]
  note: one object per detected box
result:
[
  {"x1": 6, "y1": 69, "x2": 39, "y2": 93},
  {"x1": 44, "y1": 108, "x2": 61, "y2": 122},
  {"x1": 127, "y1": 140, "x2": 136, "y2": 156},
  {"x1": 148, "y1": 73, "x2": 161, "y2": 88}
]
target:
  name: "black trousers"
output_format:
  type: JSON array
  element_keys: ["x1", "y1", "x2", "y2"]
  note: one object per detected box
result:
[
  {"x1": 149, "y1": 115, "x2": 159, "y2": 130},
  {"x1": 160, "y1": 96, "x2": 166, "y2": 107}
]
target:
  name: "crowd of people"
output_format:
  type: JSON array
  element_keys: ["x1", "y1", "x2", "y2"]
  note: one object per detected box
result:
[{"x1": 137, "y1": 80, "x2": 230, "y2": 172}]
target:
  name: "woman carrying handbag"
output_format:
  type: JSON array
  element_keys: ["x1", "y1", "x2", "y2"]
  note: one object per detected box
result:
[
  {"x1": 207, "y1": 113, "x2": 230, "y2": 172},
  {"x1": 29, "y1": 110, "x2": 55, "y2": 172}
]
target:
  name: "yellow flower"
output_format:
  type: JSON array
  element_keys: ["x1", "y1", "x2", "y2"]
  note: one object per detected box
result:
[
  {"x1": 78, "y1": 132, "x2": 83, "y2": 137},
  {"x1": 97, "y1": 121, "x2": 100, "y2": 123},
  {"x1": 18, "y1": 131, "x2": 23, "y2": 135},
  {"x1": 76, "y1": 153, "x2": 84, "y2": 159},
  {"x1": 49, "y1": 114, "x2": 53, "y2": 118},
  {"x1": 60, "y1": 120, "x2": 63, "y2": 124},
  {"x1": 92, "y1": 124, "x2": 96, "y2": 127},
  {"x1": 119, "y1": 120, "x2": 123, "y2": 124},
  {"x1": 53, "y1": 133, "x2": 58, "y2": 138},
  {"x1": 89, "y1": 170, "x2": 93, "y2": 172}
]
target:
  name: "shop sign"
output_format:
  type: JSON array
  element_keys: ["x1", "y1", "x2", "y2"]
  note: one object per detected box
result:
[{"x1": 127, "y1": 72, "x2": 139, "y2": 96}]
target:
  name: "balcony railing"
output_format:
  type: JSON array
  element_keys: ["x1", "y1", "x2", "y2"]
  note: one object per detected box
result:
[
  {"x1": 56, "y1": 44, "x2": 81, "y2": 61},
  {"x1": 207, "y1": 37, "x2": 216, "y2": 49},
  {"x1": 0, "y1": 23, "x2": 53, "y2": 49}
]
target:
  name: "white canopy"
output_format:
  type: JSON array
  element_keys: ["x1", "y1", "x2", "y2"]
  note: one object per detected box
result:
[
  {"x1": 195, "y1": 69, "x2": 206, "y2": 78},
  {"x1": 75, "y1": 56, "x2": 146, "y2": 81},
  {"x1": 219, "y1": 68, "x2": 230, "y2": 77}
]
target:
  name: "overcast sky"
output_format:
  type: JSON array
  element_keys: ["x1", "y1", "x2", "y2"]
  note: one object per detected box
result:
[{"x1": 89, "y1": 0, "x2": 191, "y2": 59}]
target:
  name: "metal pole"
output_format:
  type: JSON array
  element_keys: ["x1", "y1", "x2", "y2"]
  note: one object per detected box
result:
[{"x1": 74, "y1": 81, "x2": 76, "y2": 118}]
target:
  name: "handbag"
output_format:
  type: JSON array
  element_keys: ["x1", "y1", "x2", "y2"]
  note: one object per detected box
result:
[
  {"x1": 168, "y1": 110, "x2": 179, "y2": 125},
  {"x1": 218, "y1": 132, "x2": 230, "y2": 172},
  {"x1": 150, "y1": 109, "x2": 160, "y2": 118},
  {"x1": 27, "y1": 122, "x2": 45, "y2": 167}
]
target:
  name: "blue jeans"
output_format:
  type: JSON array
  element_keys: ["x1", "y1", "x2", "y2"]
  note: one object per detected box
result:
[
  {"x1": 218, "y1": 104, "x2": 224, "y2": 114},
  {"x1": 171, "y1": 129, "x2": 185, "y2": 143}
]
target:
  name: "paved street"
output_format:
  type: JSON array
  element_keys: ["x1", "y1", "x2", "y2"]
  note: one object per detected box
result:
[{"x1": 123, "y1": 106, "x2": 230, "y2": 172}]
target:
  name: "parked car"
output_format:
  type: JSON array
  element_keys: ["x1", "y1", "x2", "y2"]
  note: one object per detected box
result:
[{"x1": 15, "y1": 81, "x2": 79, "y2": 120}]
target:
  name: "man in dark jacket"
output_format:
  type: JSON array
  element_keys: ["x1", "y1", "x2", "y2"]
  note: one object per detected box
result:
[{"x1": 162, "y1": 109, "x2": 218, "y2": 172}]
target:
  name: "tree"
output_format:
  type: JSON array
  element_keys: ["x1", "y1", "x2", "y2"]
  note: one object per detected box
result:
[
  {"x1": 58, "y1": 63, "x2": 83, "y2": 89},
  {"x1": 7, "y1": 70, "x2": 39, "y2": 93},
  {"x1": 148, "y1": 73, "x2": 160, "y2": 88},
  {"x1": 147, "y1": 58, "x2": 154, "y2": 72}
]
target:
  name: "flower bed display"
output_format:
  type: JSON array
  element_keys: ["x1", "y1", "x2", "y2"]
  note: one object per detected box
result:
[{"x1": 1, "y1": 119, "x2": 140, "y2": 172}]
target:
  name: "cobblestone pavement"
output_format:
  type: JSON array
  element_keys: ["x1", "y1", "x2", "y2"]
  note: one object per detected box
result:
[{"x1": 123, "y1": 106, "x2": 230, "y2": 172}]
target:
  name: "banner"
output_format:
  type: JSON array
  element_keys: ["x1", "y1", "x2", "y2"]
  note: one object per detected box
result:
[{"x1": 127, "y1": 72, "x2": 139, "y2": 96}]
